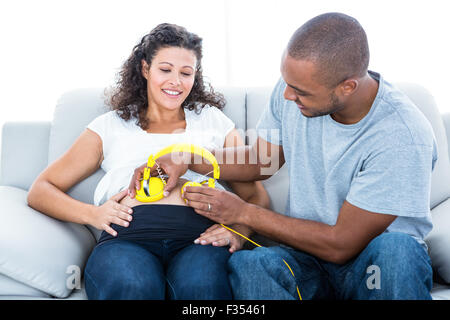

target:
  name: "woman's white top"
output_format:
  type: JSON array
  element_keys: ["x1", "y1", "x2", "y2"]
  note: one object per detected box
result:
[{"x1": 87, "y1": 106, "x2": 235, "y2": 205}]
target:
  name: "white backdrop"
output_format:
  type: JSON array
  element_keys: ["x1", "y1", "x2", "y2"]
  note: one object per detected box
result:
[{"x1": 0, "y1": 0, "x2": 449, "y2": 128}]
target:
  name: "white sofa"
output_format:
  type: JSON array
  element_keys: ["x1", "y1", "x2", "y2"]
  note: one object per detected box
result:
[{"x1": 1, "y1": 83, "x2": 450, "y2": 299}]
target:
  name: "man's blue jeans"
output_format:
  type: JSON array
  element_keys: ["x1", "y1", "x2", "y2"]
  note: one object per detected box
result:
[
  {"x1": 228, "y1": 232, "x2": 433, "y2": 299},
  {"x1": 84, "y1": 239, "x2": 232, "y2": 299}
]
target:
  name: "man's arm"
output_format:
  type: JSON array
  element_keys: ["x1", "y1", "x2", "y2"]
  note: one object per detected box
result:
[
  {"x1": 128, "y1": 137, "x2": 285, "y2": 197},
  {"x1": 183, "y1": 185, "x2": 397, "y2": 265},
  {"x1": 241, "y1": 200, "x2": 396, "y2": 264},
  {"x1": 189, "y1": 136, "x2": 285, "y2": 182}
]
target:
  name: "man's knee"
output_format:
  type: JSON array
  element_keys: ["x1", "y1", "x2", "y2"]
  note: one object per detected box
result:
[
  {"x1": 361, "y1": 232, "x2": 432, "y2": 298},
  {"x1": 229, "y1": 247, "x2": 288, "y2": 275},
  {"x1": 228, "y1": 247, "x2": 301, "y2": 300},
  {"x1": 367, "y1": 232, "x2": 427, "y2": 264}
]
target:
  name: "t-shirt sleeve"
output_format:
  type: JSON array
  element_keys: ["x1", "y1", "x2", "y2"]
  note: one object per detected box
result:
[
  {"x1": 346, "y1": 144, "x2": 436, "y2": 217},
  {"x1": 255, "y1": 78, "x2": 285, "y2": 145},
  {"x1": 86, "y1": 111, "x2": 114, "y2": 157},
  {"x1": 86, "y1": 112, "x2": 109, "y2": 142}
]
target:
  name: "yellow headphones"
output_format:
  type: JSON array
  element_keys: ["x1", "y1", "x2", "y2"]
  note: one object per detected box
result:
[{"x1": 135, "y1": 144, "x2": 220, "y2": 203}]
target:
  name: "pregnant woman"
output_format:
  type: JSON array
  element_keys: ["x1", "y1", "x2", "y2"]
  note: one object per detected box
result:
[{"x1": 27, "y1": 23, "x2": 269, "y2": 300}]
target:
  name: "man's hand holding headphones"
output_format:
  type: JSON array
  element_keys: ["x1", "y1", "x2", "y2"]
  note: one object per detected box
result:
[
  {"x1": 127, "y1": 151, "x2": 190, "y2": 199},
  {"x1": 182, "y1": 184, "x2": 250, "y2": 227}
]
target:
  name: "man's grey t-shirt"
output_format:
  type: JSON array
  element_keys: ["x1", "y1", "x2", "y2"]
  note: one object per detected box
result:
[{"x1": 256, "y1": 72, "x2": 437, "y2": 250}]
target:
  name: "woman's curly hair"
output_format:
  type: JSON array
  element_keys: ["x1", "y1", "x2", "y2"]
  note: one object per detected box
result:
[{"x1": 105, "y1": 23, "x2": 226, "y2": 130}]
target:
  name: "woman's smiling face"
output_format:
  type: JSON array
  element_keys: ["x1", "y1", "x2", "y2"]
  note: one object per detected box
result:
[{"x1": 142, "y1": 46, "x2": 197, "y2": 111}]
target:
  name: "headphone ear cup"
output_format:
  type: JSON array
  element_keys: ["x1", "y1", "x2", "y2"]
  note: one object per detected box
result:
[
  {"x1": 135, "y1": 177, "x2": 165, "y2": 202},
  {"x1": 181, "y1": 181, "x2": 203, "y2": 203}
]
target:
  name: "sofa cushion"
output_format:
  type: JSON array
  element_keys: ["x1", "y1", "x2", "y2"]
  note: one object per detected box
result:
[
  {"x1": 1, "y1": 121, "x2": 51, "y2": 191},
  {"x1": 245, "y1": 87, "x2": 272, "y2": 131},
  {"x1": 246, "y1": 87, "x2": 290, "y2": 215},
  {"x1": 426, "y1": 198, "x2": 450, "y2": 283},
  {"x1": 48, "y1": 88, "x2": 108, "y2": 205},
  {"x1": 216, "y1": 86, "x2": 246, "y2": 131},
  {"x1": 442, "y1": 112, "x2": 450, "y2": 160},
  {"x1": 0, "y1": 273, "x2": 50, "y2": 298},
  {"x1": 0, "y1": 186, "x2": 96, "y2": 298},
  {"x1": 431, "y1": 283, "x2": 450, "y2": 300}
]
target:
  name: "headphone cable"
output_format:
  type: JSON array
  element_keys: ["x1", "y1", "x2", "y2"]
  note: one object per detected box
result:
[{"x1": 220, "y1": 223, "x2": 303, "y2": 300}]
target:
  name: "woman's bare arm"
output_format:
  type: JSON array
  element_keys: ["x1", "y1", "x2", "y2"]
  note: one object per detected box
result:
[
  {"x1": 27, "y1": 129, "x2": 103, "y2": 224},
  {"x1": 27, "y1": 129, "x2": 133, "y2": 236}
]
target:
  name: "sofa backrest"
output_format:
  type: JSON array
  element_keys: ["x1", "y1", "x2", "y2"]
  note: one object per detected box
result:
[
  {"x1": 49, "y1": 88, "x2": 109, "y2": 204},
  {"x1": 0, "y1": 121, "x2": 51, "y2": 191},
  {"x1": 4, "y1": 82, "x2": 449, "y2": 217},
  {"x1": 245, "y1": 87, "x2": 290, "y2": 214}
]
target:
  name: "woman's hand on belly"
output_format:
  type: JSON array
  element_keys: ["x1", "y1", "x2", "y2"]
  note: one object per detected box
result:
[
  {"x1": 120, "y1": 178, "x2": 189, "y2": 207},
  {"x1": 89, "y1": 189, "x2": 134, "y2": 237}
]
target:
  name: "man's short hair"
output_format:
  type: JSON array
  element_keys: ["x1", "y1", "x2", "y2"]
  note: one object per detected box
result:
[{"x1": 287, "y1": 12, "x2": 370, "y2": 88}]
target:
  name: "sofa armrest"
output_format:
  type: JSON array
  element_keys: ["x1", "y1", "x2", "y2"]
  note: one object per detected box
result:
[
  {"x1": 1, "y1": 121, "x2": 51, "y2": 190},
  {"x1": 442, "y1": 113, "x2": 450, "y2": 161},
  {"x1": 426, "y1": 198, "x2": 450, "y2": 284},
  {"x1": 0, "y1": 186, "x2": 96, "y2": 298}
]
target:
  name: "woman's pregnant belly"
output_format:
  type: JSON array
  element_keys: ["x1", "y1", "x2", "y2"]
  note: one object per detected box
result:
[
  {"x1": 120, "y1": 178, "x2": 189, "y2": 207},
  {"x1": 98, "y1": 178, "x2": 215, "y2": 244}
]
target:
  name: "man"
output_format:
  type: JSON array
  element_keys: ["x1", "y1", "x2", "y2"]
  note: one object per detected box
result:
[{"x1": 128, "y1": 12, "x2": 436, "y2": 299}]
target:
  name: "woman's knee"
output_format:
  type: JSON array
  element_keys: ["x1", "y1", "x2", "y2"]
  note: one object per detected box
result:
[
  {"x1": 168, "y1": 274, "x2": 232, "y2": 300},
  {"x1": 84, "y1": 240, "x2": 165, "y2": 299},
  {"x1": 85, "y1": 240, "x2": 145, "y2": 278},
  {"x1": 168, "y1": 244, "x2": 232, "y2": 299}
]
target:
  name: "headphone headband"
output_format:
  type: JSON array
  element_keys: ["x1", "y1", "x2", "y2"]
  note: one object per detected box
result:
[{"x1": 147, "y1": 144, "x2": 220, "y2": 180}]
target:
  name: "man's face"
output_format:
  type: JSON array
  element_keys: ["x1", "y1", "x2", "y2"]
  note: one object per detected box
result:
[{"x1": 280, "y1": 51, "x2": 344, "y2": 118}]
